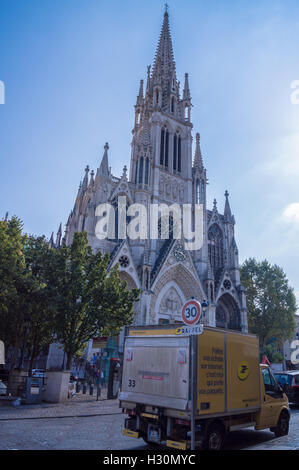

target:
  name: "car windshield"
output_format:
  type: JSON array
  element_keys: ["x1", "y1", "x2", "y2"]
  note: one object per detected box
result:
[{"x1": 274, "y1": 374, "x2": 293, "y2": 386}]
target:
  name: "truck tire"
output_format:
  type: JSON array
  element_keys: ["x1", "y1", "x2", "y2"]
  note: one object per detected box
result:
[
  {"x1": 142, "y1": 438, "x2": 160, "y2": 448},
  {"x1": 273, "y1": 411, "x2": 289, "y2": 437},
  {"x1": 204, "y1": 424, "x2": 224, "y2": 450}
]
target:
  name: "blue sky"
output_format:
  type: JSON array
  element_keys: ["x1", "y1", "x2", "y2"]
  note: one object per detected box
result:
[{"x1": 1, "y1": 0, "x2": 299, "y2": 300}]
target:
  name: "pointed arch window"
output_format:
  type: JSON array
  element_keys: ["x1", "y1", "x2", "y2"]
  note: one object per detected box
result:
[
  {"x1": 145, "y1": 157, "x2": 149, "y2": 185},
  {"x1": 208, "y1": 224, "x2": 224, "y2": 271},
  {"x1": 173, "y1": 132, "x2": 181, "y2": 173},
  {"x1": 155, "y1": 88, "x2": 160, "y2": 106},
  {"x1": 173, "y1": 134, "x2": 177, "y2": 171},
  {"x1": 185, "y1": 106, "x2": 189, "y2": 120},
  {"x1": 135, "y1": 156, "x2": 149, "y2": 186},
  {"x1": 171, "y1": 97, "x2": 175, "y2": 113},
  {"x1": 138, "y1": 156, "x2": 144, "y2": 184},
  {"x1": 178, "y1": 136, "x2": 181, "y2": 172},
  {"x1": 135, "y1": 160, "x2": 138, "y2": 184},
  {"x1": 160, "y1": 127, "x2": 169, "y2": 168},
  {"x1": 201, "y1": 180, "x2": 205, "y2": 204},
  {"x1": 196, "y1": 179, "x2": 205, "y2": 204},
  {"x1": 196, "y1": 178, "x2": 200, "y2": 204}
]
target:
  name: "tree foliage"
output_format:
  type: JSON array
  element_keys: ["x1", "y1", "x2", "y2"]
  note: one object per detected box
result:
[
  {"x1": 0, "y1": 219, "x2": 57, "y2": 371},
  {"x1": 0, "y1": 217, "x2": 28, "y2": 368},
  {"x1": 22, "y1": 235, "x2": 57, "y2": 372},
  {"x1": 240, "y1": 258, "x2": 297, "y2": 349},
  {"x1": 47, "y1": 232, "x2": 140, "y2": 370},
  {"x1": 0, "y1": 217, "x2": 140, "y2": 372}
]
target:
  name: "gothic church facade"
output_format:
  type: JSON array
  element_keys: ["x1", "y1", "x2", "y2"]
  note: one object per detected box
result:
[{"x1": 54, "y1": 10, "x2": 248, "y2": 332}]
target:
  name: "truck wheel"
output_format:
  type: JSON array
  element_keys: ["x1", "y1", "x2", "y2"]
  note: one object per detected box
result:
[
  {"x1": 204, "y1": 425, "x2": 224, "y2": 450},
  {"x1": 142, "y1": 438, "x2": 160, "y2": 448},
  {"x1": 273, "y1": 411, "x2": 289, "y2": 437}
]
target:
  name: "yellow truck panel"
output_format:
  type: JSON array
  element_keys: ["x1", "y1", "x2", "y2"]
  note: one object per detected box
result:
[
  {"x1": 226, "y1": 332, "x2": 260, "y2": 411},
  {"x1": 197, "y1": 329, "x2": 226, "y2": 415},
  {"x1": 196, "y1": 328, "x2": 260, "y2": 415}
]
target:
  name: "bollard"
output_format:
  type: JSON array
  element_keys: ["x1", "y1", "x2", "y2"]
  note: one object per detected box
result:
[
  {"x1": 76, "y1": 382, "x2": 81, "y2": 393},
  {"x1": 89, "y1": 384, "x2": 94, "y2": 396},
  {"x1": 83, "y1": 382, "x2": 87, "y2": 394}
]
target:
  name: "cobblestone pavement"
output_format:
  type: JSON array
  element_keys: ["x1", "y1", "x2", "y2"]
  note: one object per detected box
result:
[
  {"x1": 0, "y1": 398, "x2": 298, "y2": 450},
  {"x1": 0, "y1": 389, "x2": 120, "y2": 421}
]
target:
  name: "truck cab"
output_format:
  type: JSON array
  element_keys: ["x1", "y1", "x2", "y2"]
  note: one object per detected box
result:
[{"x1": 255, "y1": 365, "x2": 289, "y2": 435}]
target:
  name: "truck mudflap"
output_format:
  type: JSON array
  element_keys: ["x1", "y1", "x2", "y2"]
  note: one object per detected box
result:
[
  {"x1": 122, "y1": 429, "x2": 139, "y2": 439},
  {"x1": 166, "y1": 440, "x2": 188, "y2": 450}
]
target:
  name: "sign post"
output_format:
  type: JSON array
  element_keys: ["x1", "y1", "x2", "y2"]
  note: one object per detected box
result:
[
  {"x1": 0, "y1": 340, "x2": 4, "y2": 365},
  {"x1": 180, "y1": 299, "x2": 203, "y2": 451}
]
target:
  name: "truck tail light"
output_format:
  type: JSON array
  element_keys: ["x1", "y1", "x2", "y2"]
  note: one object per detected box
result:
[
  {"x1": 177, "y1": 349, "x2": 187, "y2": 364},
  {"x1": 125, "y1": 348, "x2": 133, "y2": 361}
]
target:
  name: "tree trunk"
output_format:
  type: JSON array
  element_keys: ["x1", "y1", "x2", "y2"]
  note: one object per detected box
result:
[{"x1": 66, "y1": 352, "x2": 72, "y2": 371}]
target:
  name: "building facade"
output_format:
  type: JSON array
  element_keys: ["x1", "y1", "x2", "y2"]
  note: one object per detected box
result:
[{"x1": 52, "y1": 10, "x2": 248, "y2": 333}]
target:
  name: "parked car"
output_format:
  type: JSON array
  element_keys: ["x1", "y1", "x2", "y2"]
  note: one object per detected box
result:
[
  {"x1": 0, "y1": 379, "x2": 7, "y2": 396},
  {"x1": 274, "y1": 371, "x2": 299, "y2": 404}
]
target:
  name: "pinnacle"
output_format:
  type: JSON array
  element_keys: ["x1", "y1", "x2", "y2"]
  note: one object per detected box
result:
[
  {"x1": 193, "y1": 132, "x2": 204, "y2": 170},
  {"x1": 224, "y1": 190, "x2": 233, "y2": 222}
]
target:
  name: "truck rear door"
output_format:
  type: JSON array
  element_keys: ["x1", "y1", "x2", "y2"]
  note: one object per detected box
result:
[{"x1": 119, "y1": 335, "x2": 190, "y2": 410}]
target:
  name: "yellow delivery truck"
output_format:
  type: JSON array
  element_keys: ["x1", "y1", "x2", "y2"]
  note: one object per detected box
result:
[{"x1": 119, "y1": 325, "x2": 290, "y2": 450}]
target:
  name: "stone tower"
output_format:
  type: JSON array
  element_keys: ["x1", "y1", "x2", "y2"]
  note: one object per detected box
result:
[{"x1": 58, "y1": 9, "x2": 248, "y2": 332}]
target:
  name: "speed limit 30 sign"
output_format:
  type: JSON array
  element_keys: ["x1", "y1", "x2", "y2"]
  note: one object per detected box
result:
[{"x1": 181, "y1": 300, "x2": 202, "y2": 325}]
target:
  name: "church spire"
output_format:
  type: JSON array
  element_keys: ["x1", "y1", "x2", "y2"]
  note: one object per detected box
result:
[{"x1": 152, "y1": 8, "x2": 176, "y2": 85}]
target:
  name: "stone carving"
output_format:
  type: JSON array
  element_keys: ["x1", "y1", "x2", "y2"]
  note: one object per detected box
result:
[{"x1": 159, "y1": 287, "x2": 183, "y2": 320}]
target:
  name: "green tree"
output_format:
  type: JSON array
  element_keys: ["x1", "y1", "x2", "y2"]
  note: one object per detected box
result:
[
  {"x1": 240, "y1": 258, "x2": 297, "y2": 351},
  {"x1": 22, "y1": 235, "x2": 57, "y2": 373},
  {"x1": 263, "y1": 344, "x2": 284, "y2": 364},
  {"x1": 49, "y1": 232, "x2": 140, "y2": 370},
  {"x1": 0, "y1": 217, "x2": 28, "y2": 369},
  {"x1": 0, "y1": 219, "x2": 58, "y2": 373}
]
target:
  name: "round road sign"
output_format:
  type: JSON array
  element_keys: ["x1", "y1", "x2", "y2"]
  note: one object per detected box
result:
[{"x1": 181, "y1": 300, "x2": 202, "y2": 325}]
